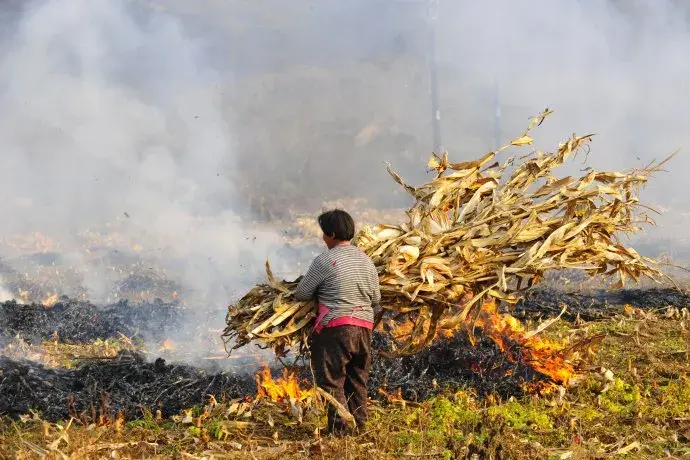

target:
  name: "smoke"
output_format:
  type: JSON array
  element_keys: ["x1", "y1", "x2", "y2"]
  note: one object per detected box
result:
[
  {"x1": 433, "y1": 1, "x2": 690, "y2": 226},
  {"x1": 0, "y1": 0, "x2": 689, "y2": 363},
  {"x1": 223, "y1": 0, "x2": 690, "y2": 240},
  {"x1": 0, "y1": 0, "x2": 315, "y2": 309}
]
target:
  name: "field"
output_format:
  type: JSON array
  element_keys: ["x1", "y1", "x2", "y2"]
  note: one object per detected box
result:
[
  {"x1": 3, "y1": 1, "x2": 690, "y2": 458},
  {"x1": 1, "y1": 287, "x2": 689, "y2": 460}
]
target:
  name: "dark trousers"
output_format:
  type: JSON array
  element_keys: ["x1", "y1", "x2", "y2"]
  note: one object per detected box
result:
[{"x1": 309, "y1": 325, "x2": 372, "y2": 432}]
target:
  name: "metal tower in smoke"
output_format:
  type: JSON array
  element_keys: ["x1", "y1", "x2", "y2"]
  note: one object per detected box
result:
[
  {"x1": 428, "y1": 0, "x2": 441, "y2": 154},
  {"x1": 494, "y1": 77, "x2": 501, "y2": 151},
  {"x1": 425, "y1": 1, "x2": 502, "y2": 155}
]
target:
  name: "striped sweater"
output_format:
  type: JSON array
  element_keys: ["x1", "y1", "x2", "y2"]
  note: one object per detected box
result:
[{"x1": 293, "y1": 244, "x2": 381, "y2": 329}]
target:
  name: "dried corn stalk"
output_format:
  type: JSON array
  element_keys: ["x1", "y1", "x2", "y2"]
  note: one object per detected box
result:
[
  {"x1": 222, "y1": 261, "x2": 317, "y2": 358},
  {"x1": 222, "y1": 109, "x2": 671, "y2": 358}
]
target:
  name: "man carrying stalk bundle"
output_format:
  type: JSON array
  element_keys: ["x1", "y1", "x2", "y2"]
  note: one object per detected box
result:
[{"x1": 293, "y1": 209, "x2": 381, "y2": 436}]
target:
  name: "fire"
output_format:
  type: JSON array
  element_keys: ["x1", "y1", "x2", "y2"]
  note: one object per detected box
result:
[
  {"x1": 254, "y1": 365, "x2": 315, "y2": 403},
  {"x1": 159, "y1": 338, "x2": 176, "y2": 351},
  {"x1": 42, "y1": 293, "x2": 59, "y2": 308},
  {"x1": 388, "y1": 300, "x2": 577, "y2": 392},
  {"x1": 471, "y1": 301, "x2": 576, "y2": 387}
]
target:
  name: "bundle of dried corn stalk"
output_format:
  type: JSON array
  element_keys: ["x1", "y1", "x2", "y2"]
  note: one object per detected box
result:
[
  {"x1": 222, "y1": 109, "x2": 672, "y2": 358},
  {"x1": 222, "y1": 263, "x2": 317, "y2": 358}
]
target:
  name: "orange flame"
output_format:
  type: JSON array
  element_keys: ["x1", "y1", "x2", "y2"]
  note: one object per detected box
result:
[
  {"x1": 468, "y1": 301, "x2": 575, "y2": 390},
  {"x1": 388, "y1": 300, "x2": 577, "y2": 393},
  {"x1": 42, "y1": 293, "x2": 59, "y2": 308},
  {"x1": 158, "y1": 339, "x2": 176, "y2": 351},
  {"x1": 255, "y1": 365, "x2": 315, "y2": 403}
]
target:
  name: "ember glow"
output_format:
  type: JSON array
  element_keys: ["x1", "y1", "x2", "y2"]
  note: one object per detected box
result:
[{"x1": 255, "y1": 365, "x2": 314, "y2": 403}]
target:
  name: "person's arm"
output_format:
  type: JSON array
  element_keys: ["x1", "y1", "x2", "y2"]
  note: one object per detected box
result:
[
  {"x1": 293, "y1": 257, "x2": 326, "y2": 300},
  {"x1": 370, "y1": 262, "x2": 383, "y2": 327},
  {"x1": 370, "y1": 263, "x2": 381, "y2": 312}
]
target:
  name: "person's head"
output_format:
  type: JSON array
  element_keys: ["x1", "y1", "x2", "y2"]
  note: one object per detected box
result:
[{"x1": 317, "y1": 209, "x2": 355, "y2": 249}]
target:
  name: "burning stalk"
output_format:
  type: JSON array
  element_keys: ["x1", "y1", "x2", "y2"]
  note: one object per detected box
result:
[
  {"x1": 384, "y1": 299, "x2": 581, "y2": 393},
  {"x1": 253, "y1": 365, "x2": 356, "y2": 428},
  {"x1": 254, "y1": 365, "x2": 315, "y2": 403},
  {"x1": 465, "y1": 301, "x2": 577, "y2": 392}
]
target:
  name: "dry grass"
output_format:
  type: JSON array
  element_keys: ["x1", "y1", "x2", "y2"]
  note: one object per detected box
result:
[{"x1": 0, "y1": 337, "x2": 139, "y2": 369}]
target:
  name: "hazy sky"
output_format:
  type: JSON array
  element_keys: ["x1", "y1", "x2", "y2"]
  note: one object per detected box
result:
[{"x1": 0, "y1": 0, "x2": 688, "y2": 309}]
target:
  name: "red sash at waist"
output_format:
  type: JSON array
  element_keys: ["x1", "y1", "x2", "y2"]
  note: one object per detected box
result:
[{"x1": 311, "y1": 304, "x2": 374, "y2": 334}]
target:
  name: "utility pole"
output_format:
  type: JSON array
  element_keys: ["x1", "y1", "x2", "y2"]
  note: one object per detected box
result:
[
  {"x1": 428, "y1": 0, "x2": 441, "y2": 154},
  {"x1": 493, "y1": 77, "x2": 501, "y2": 151}
]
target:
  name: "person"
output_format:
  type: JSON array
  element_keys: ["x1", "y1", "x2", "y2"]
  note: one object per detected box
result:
[{"x1": 293, "y1": 209, "x2": 381, "y2": 436}]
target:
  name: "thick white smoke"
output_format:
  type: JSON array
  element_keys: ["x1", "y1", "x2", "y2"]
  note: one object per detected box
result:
[{"x1": 0, "y1": 0, "x2": 307, "y2": 310}]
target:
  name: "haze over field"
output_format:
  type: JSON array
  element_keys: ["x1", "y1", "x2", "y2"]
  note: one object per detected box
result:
[{"x1": 0, "y1": 0, "x2": 688, "y2": 311}]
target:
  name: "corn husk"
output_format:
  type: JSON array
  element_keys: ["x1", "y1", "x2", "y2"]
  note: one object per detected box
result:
[{"x1": 222, "y1": 109, "x2": 672, "y2": 358}]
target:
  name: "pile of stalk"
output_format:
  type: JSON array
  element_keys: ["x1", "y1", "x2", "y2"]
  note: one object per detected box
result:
[{"x1": 222, "y1": 109, "x2": 671, "y2": 358}]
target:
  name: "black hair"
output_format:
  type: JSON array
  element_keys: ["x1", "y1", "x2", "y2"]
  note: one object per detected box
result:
[{"x1": 318, "y1": 209, "x2": 355, "y2": 241}]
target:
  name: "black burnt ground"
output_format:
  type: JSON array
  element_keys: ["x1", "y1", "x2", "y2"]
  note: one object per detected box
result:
[
  {"x1": 0, "y1": 351, "x2": 256, "y2": 421},
  {"x1": 0, "y1": 333, "x2": 542, "y2": 422},
  {"x1": 0, "y1": 298, "x2": 187, "y2": 344},
  {"x1": 1, "y1": 287, "x2": 687, "y2": 421},
  {"x1": 513, "y1": 287, "x2": 690, "y2": 321},
  {"x1": 368, "y1": 330, "x2": 554, "y2": 401}
]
